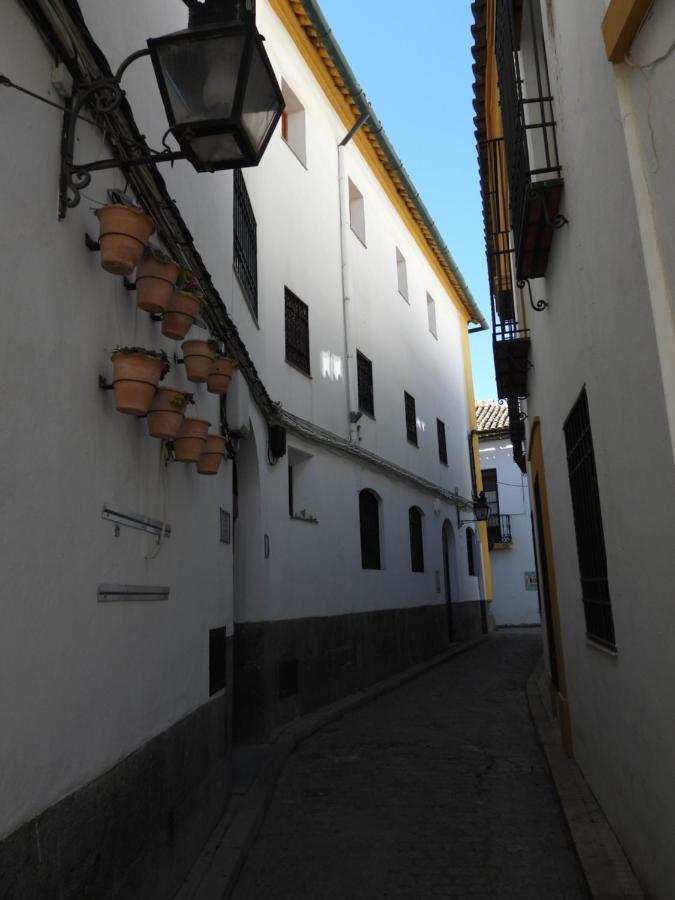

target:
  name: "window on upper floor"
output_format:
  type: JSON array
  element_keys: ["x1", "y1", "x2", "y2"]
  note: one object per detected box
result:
[
  {"x1": 466, "y1": 527, "x2": 476, "y2": 576},
  {"x1": 281, "y1": 80, "x2": 306, "y2": 166},
  {"x1": 396, "y1": 247, "x2": 408, "y2": 300},
  {"x1": 359, "y1": 490, "x2": 381, "y2": 570},
  {"x1": 437, "y1": 419, "x2": 448, "y2": 466},
  {"x1": 284, "y1": 287, "x2": 310, "y2": 376},
  {"x1": 482, "y1": 468, "x2": 501, "y2": 546},
  {"x1": 409, "y1": 507, "x2": 425, "y2": 573},
  {"x1": 404, "y1": 391, "x2": 418, "y2": 446},
  {"x1": 427, "y1": 292, "x2": 437, "y2": 338},
  {"x1": 349, "y1": 179, "x2": 366, "y2": 245},
  {"x1": 357, "y1": 350, "x2": 374, "y2": 419},
  {"x1": 233, "y1": 169, "x2": 258, "y2": 320},
  {"x1": 564, "y1": 388, "x2": 616, "y2": 650}
]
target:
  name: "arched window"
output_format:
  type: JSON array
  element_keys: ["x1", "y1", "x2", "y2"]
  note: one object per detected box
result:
[
  {"x1": 466, "y1": 527, "x2": 476, "y2": 576},
  {"x1": 359, "y1": 490, "x2": 381, "y2": 570},
  {"x1": 409, "y1": 507, "x2": 424, "y2": 572}
]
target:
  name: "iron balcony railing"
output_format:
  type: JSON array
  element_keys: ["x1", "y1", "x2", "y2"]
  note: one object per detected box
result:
[
  {"x1": 494, "y1": 0, "x2": 566, "y2": 280},
  {"x1": 488, "y1": 514, "x2": 512, "y2": 547}
]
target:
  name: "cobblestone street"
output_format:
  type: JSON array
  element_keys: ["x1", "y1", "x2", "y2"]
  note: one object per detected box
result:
[{"x1": 232, "y1": 632, "x2": 588, "y2": 899}]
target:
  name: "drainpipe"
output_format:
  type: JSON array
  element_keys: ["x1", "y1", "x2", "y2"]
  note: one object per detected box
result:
[{"x1": 338, "y1": 108, "x2": 370, "y2": 441}]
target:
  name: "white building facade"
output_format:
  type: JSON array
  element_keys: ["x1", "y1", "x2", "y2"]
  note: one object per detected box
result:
[
  {"x1": 476, "y1": 401, "x2": 539, "y2": 627},
  {"x1": 0, "y1": 0, "x2": 489, "y2": 894},
  {"x1": 473, "y1": 0, "x2": 675, "y2": 895}
]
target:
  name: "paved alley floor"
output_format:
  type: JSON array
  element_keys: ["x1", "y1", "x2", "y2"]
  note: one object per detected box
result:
[{"x1": 231, "y1": 632, "x2": 589, "y2": 899}]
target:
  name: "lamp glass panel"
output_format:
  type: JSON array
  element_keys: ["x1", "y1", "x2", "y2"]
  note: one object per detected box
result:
[
  {"x1": 241, "y1": 42, "x2": 283, "y2": 149},
  {"x1": 156, "y1": 33, "x2": 246, "y2": 125},
  {"x1": 187, "y1": 133, "x2": 244, "y2": 167}
]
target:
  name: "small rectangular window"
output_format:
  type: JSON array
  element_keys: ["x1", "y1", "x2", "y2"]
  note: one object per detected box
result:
[
  {"x1": 357, "y1": 350, "x2": 374, "y2": 418},
  {"x1": 349, "y1": 179, "x2": 366, "y2": 245},
  {"x1": 233, "y1": 169, "x2": 258, "y2": 319},
  {"x1": 404, "y1": 391, "x2": 418, "y2": 446},
  {"x1": 281, "y1": 80, "x2": 306, "y2": 166},
  {"x1": 284, "y1": 287, "x2": 310, "y2": 375},
  {"x1": 427, "y1": 292, "x2": 437, "y2": 338},
  {"x1": 482, "y1": 468, "x2": 501, "y2": 546},
  {"x1": 396, "y1": 248, "x2": 408, "y2": 300},
  {"x1": 564, "y1": 388, "x2": 615, "y2": 649},
  {"x1": 437, "y1": 419, "x2": 448, "y2": 465},
  {"x1": 209, "y1": 627, "x2": 227, "y2": 696}
]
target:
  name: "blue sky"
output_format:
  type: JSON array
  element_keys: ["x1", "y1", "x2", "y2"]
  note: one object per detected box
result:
[{"x1": 318, "y1": 0, "x2": 497, "y2": 401}]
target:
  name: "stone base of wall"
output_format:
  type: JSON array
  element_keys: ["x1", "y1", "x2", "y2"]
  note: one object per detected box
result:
[
  {"x1": 233, "y1": 602, "x2": 483, "y2": 742},
  {"x1": 0, "y1": 644, "x2": 233, "y2": 900}
]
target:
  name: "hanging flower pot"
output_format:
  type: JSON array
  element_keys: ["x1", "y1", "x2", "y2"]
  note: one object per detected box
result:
[
  {"x1": 197, "y1": 434, "x2": 228, "y2": 475},
  {"x1": 111, "y1": 348, "x2": 169, "y2": 416},
  {"x1": 147, "y1": 388, "x2": 192, "y2": 440},
  {"x1": 182, "y1": 340, "x2": 217, "y2": 383},
  {"x1": 95, "y1": 204, "x2": 155, "y2": 276},
  {"x1": 207, "y1": 356, "x2": 239, "y2": 395},
  {"x1": 136, "y1": 247, "x2": 181, "y2": 314},
  {"x1": 161, "y1": 272, "x2": 205, "y2": 340},
  {"x1": 174, "y1": 417, "x2": 210, "y2": 463}
]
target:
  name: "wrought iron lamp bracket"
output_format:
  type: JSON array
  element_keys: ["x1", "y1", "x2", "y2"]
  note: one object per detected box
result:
[
  {"x1": 528, "y1": 185, "x2": 569, "y2": 231},
  {"x1": 517, "y1": 278, "x2": 549, "y2": 312},
  {"x1": 59, "y1": 48, "x2": 185, "y2": 217}
]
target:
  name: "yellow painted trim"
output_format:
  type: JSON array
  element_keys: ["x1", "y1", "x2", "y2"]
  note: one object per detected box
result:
[
  {"x1": 267, "y1": 0, "x2": 476, "y2": 323},
  {"x1": 528, "y1": 418, "x2": 573, "y2": 757},
  {"x1": 461, "y1": 326, "x2": 493, "y2": 603},
  {"x1": 602, "y1": 0, "x2": 653, "y2": 62}
]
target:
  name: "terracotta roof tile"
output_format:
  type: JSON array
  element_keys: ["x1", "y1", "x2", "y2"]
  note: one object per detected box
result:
[{"x1": 476, "y1": 400, "x2": 510, "y2": 434}]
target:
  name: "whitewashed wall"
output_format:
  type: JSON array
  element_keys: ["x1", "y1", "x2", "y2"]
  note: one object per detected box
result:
[
  {"x1": 526, "y1": 2, "x2": 675, "y2": 894},
  {"x1": 478, "y1": 439, "x2": 539, "y2": 626}
]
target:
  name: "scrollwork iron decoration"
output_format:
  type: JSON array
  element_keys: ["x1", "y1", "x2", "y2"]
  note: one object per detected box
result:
[{"x1": 517, "y1": 278, "x2": 549, "y2": 312}]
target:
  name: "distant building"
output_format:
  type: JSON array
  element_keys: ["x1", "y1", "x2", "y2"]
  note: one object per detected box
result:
[{"x1": 476, "y1": 401, "x2": 539, "y2": 627}]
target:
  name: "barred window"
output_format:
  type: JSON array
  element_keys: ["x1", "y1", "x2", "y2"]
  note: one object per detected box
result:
[
  {"x1": 357, "y1": 350, "x2": 374, "y2": 418},
  {"x1": 437, "y1": 419, "x2": 448, "y2": 465},
  {"x1": 409, "y1": 507, "x2": 424, "y2": 573},
  {"x1": 284, "y1": 287, "x2": 310, "y2": 375},
  {"x1": 466, "y1": 527, "x2": 475, "y2": 577},
  {"x1": 482, "y1": 468, "x2": 502, "y2": 546},
  {"x1": 359, "y1": 490, "x2": 381, "y2": 570},
  {"x1": 564, "y1": 388, "x2": 615, "y2": 649},
  {"x1": 404, "y1": 391, "x2": 418, "y2": 445},
  {"x1": 233, "y1": 169, "x2": 257, "y2": 319}
]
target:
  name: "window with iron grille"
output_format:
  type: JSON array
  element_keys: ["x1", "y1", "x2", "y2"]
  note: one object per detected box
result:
[
  {"x1": 437, "y1": 419, "x2": 448, "y2": 465},
  {"x1": 409, "y1": 507, "x2": 424, "y2": 572},
  {"x1": 359, "y1": 490, "x2": 381, "y2": 570},
  {"x1": 284, "y1": 287, "x2": 310, "y2": 375},
  {"x1": 564, "y1": 389, "x2": 615, "y2": 649},
  {"x1": 404, "y1": 392, "x2": 418, "y2": 445},
  {"x1": 482, "y1": 468, "x2": 502, "y2": 545},
  {"x1": 357, "y1": 350, "x2": 374, "y2": 418},
  {"x1": 466, "y1": 527, "x2": 475, "y2": 576},
  {"x1": 233, "y1": 169, "x2": 258, "y2": 319}
]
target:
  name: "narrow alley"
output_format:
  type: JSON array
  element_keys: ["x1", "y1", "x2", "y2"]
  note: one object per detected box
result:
[{"x1": 231, "y1": 632, "x2": 588, "y2": 899}]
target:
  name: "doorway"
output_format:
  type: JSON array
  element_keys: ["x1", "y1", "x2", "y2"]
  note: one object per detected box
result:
[{"x1": 442, "y1": 519, "x2": 458, "y2": 642}]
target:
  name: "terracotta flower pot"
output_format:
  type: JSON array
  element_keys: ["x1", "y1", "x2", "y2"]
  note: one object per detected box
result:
[
  {"x1": 182, "y1": 340, "x2": 216, "y2": 383},
  {"x1": 95, "y1": 205, "x2": 155, "y2": 276},
  {"x1": 161, "y1": 291, "x2": 203, "y2": 341},
  {"x1": 197, "y1": 434, "x2": 227, "y2": 475},
  {"x1": 147, "y1": 387, "x2": 189, "y2": 440},
  {"x1": 174, "y1": 417, "x2": 210, "y2": 463},
  {"x1": 207, "y1": 356, "x2": 239, "y2": 395},
  {"x1": 111, "y1": 351, "x2": 165, "y2": 416},
  {"x1": 136, "y1": 255, "x2": 181, "y2": 314}
]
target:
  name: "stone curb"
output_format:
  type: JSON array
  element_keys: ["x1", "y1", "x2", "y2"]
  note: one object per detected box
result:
[
  {"x1": 526, "y1": 659, "x2": 644, "y2": 900},
  {"x1": 175, "y1": 635, "x2": 491, "y2": 900}
]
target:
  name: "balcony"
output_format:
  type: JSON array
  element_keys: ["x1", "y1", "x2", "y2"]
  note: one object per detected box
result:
[
  {"x1": 495, "y1": 0, "x2": 565, "y2": 280},
  {"x1": 488, "y1": 514, "x2": 512, "y2": 549}
]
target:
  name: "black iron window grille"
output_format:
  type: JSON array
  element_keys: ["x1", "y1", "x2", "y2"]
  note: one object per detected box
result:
[
  {"x1": 466, "y1": 527, "x2": 476, "y2": 576},
  {"x1": 284, "y1": 287, "x2": 310, "y2": 375},
  {"x1": 233, "y1": 169, "x2": 258, "y2": 319},
  {"x1": 359, "y1": 490, "x2": 381, "y2": 570},
  {"x1": 482, "y1": 468, "x2": 502, "y2": 545},
  {"x1": 409, "y1": 507, "x2": 425, "y2": 572},
  {"x1": 488, "y1": 513, "x2": 512, "y2": 547},
  {"x1": 564, "y1": 389, "x2": 615, "y2": 650},
  {"x1": 404, "y1": 392, "x2": 418, "y2": 446},
  {"x1": 494, "y1": 0, "x2": 566, "y2": 281},
  {"x1": 437, "y1": 419, "x2": 448, "y2": 465},
  {"x1": 357, "y1": 350, "x2": 374, "y2": 418}
]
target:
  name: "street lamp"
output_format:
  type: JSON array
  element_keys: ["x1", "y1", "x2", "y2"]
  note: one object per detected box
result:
[
  {"x1": 457, "y1": 491, "x2": 491, "y2": 528},
  {"x1": 60, "y1": 0, "x2": 284, "y2": 214}
]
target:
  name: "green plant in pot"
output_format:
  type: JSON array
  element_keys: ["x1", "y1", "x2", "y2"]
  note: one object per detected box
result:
[
  {"x1": 162, "y1": 269, "x2": 206, "y2": 340},
  {"x1": 110, "y1": 347, "x2": 170, "y2": 416},
  {"x1": 95, "y1": 192, "x2": 155, "y2": 276},
  {"x1": 136, "y1": 244, "x2": 181, "y2": 314},
  {"x1": 147, "y1": 387, "x2": 194, "y2": 440}
]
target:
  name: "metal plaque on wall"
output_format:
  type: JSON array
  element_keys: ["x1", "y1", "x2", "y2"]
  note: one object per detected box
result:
[{"x1": 220, "y1": 509, "x2": 231, "y2": 544}]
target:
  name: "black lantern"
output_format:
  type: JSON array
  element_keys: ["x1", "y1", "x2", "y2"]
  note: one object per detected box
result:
[
  {"x1": 473, "y1": 491, "x2": 490, "y2": 522},
  {"x1": 148, "y1": 0, "x2": 284, "y2": 172},
  {"x1": 59, "y1": 0, "x2": 284, "y2": 214}
]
